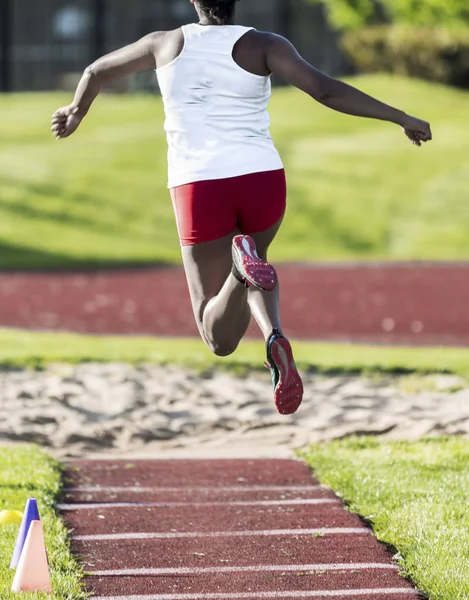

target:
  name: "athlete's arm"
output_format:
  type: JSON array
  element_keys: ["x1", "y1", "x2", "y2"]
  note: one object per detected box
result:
[
  {"x1": 51, "y1": 33, "x2": 160, "y2": 139},
  {"x1": 265, "y1": 34, "x2": 432, "y2": 146}
]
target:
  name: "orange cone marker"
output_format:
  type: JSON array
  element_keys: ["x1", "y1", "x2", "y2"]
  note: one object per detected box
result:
[{"x1": 11, "y1": 520, "x2": 51, "y2": 593}]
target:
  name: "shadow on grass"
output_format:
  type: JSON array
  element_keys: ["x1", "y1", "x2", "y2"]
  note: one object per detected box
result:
[
  {"x1": 279, "y1": 181, "x2": 381, "y2": 257},
  {"x1": 0, "y1": 176, "x2": 178, "y2": 270},
  {"x1": 302, "y1": 364, "x2": 453, "y2": 377},
  {"x1": 2, "y1": 176, "x2": 157, "y2": 230},
  {"x1": 0, "y1": 482, "x2": 41, "y2": 491}
]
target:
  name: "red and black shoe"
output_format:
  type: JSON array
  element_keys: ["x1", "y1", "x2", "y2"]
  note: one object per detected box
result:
[
  {"x1": 265, "y1": 329, "x2": 304, "y2": 415},
  {"x1": 231, "y1": 235, "x2": 278, "y2": 292}
]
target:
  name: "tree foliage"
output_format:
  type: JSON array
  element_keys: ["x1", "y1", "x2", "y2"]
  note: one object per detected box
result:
[
  {"x1": 342, "y1": 25, "x2": 469, "y2": 88},
  {"x1": 312, "y1": 0, "x2": 469, "y2": 30}
]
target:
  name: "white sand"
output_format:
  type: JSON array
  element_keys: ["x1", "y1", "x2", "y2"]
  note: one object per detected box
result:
[{"x1": 0, "y1": 364, "x2": 468, "y2": 459}]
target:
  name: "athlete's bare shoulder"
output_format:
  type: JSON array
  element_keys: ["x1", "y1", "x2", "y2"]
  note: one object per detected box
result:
[
  {"x1": 234, "y1": 30, "x2": 297, "y2": 76},
  {"x1": 145, "y1": 29, "x2": 185, "y2": 69},
  {"x1": 250, "y1": 30, "x2": 299, "y2": 64},
  {"x1": 233, "y1": 29, "x2": 273, "y2": 76},
  {"x1": 243, "y1": 31, "x2": 288, "y2": 51},
  {"x1": 249, "y1": 30, "x2": 333, "y2": 100},
  {"x1": 249, "y1": 30, "x2": 277, "y2": 43}
]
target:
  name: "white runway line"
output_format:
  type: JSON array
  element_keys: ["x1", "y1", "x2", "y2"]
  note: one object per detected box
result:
[
  {"x1": 58, "y1": 499, "x2": 338, "y2": 510},
  {"x1": 63, "y1": 485, "x2": 322, "y2": 494},
  {"x1": 73, "y1": 527, "x2": 371, "y2": 542},
  {"x1": 91, "y1": 589, "x2": 417, "y2": 599},
  {"x1": 89, "y1": 563, "x2": 399, "y2": 577}
]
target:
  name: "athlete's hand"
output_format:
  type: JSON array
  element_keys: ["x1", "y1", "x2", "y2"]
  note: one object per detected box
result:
[
  {"x1": 51, "y1": 105, "x2": 83, "y2": 140},
  {"x1": 401, "y1": 114, "x2": 432, "y2": 147}
]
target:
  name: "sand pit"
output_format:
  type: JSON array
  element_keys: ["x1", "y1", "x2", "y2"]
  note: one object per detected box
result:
[{"x1": 1, "y1": 364, "x2": 468, "y2": 458}]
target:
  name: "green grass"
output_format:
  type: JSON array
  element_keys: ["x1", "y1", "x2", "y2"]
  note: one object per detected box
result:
[
  {"x1": 1, "y1": 75, "x2": 469, "y2": 269},
  {"x1": 0, "y1": 446, "x2": 87, "y2": 599},
  {"x1": 300, "y1": 437, "x2": 469, "y2": 600},
  {"x1": 1, "y1": 329, "x2": 469, "y2": 379}
]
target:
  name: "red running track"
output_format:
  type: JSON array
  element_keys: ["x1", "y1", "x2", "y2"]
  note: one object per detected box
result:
[
  {"x1": 1, "y1": 263, "x2": 469, "y2": 345},
  {"x1": 61, "y1": 459, "x2": 423, "y2": 599}
]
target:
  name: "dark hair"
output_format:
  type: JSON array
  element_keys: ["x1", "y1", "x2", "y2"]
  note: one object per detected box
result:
[{"x1": 197, "y1": 0, "x2": 240, "y2": 24}]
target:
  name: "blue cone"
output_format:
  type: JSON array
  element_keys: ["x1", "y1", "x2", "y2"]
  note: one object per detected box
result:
[{"x1": 9, "y1": 498, "x2": 40, "y2": 569}]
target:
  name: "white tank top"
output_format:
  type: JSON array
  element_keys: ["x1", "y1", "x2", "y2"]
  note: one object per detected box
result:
[{"x1": 156, "y1": 24, "x2": 284, "y2": 189}]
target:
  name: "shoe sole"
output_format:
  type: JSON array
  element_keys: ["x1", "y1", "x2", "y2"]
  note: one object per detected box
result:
[
  {"x1": 232, "y1": 235, "x2": 278, "y2": 292},
  {"x1": 270, "y1": 337, "x2": 304, "y2": 415}
]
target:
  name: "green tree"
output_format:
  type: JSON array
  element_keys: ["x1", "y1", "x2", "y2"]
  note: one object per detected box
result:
[{"x1": 313, "y1": 0, "x2": 469, "y2": 30}]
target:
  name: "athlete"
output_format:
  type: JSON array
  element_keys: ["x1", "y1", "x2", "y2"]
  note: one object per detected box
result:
[{"x1": 51, "y1": 0, "x2": 432, "y2": 416}]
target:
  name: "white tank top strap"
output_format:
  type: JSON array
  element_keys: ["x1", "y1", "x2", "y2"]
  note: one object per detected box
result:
[{"x1": 182, "y1": 23, "x2": 254, "y2": 55}]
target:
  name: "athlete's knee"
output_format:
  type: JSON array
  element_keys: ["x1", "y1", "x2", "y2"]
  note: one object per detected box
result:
[
  {"x1": 198, "y1": 323, "x2": 239, "y2": 356},
  {"x1": 206, "y1": 338, "x2": 239, "y2": 357}
]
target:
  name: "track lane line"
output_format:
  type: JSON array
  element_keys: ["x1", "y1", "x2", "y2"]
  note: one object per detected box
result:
[
  {"x1": 91, "y1": 589, "x2": 418, "y2": 599},
  {"x1": 63, "y1": 485, "x2": 323, "y2": 493},
  {"x1": 59, "y1": 499, "x2": 339, "y2": 510},
  {"x1": 73, "y1": 527, "x2": 372, "y2": 541},
  {"x1": 88, "y1": 563, "x2": 399, "y2": 576}
]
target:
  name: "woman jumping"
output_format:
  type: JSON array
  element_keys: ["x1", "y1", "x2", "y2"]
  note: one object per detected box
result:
[{"x1": 51, "y1": 0, "x2": 432, "y2": 416}]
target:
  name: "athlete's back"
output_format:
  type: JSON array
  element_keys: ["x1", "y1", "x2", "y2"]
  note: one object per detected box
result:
[{"x1": 156, "y1": 24, "x2": 283, "y2": 188}]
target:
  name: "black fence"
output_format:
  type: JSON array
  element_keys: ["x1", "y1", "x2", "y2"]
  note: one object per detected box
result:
[{"x1": 0, "y1": 0, "x2": 345, "y2": 92}]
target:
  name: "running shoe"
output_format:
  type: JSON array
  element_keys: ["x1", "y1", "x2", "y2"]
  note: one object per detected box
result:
[
  {"x1": 232, "y1": 235, "x2": 278, "y2": 292},
  {"x1": 266, "y1": 329, "x2": 304, "y2": 415}
]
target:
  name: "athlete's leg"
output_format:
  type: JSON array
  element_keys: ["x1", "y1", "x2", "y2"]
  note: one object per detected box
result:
[
  {"x1": 237, "y1": 220, "x2": 303, "y2": 415},
  {"x1": 233, "y1": 169, "x2": 286, "y2": 340},
  {"x1": 181, "y1": 232, "x2": 251, "y2": 357},
  {"x1": 246, "y1": 217, "x2": 284, "y2": 340}
]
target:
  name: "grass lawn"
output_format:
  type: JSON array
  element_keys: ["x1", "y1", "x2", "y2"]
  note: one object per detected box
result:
[
  {"x1": 0, "y1": 446, "x2": 87, "y2": 599},
  {"x1": 1, "y1": 75, "x2": 469, "y2": 269},
  {"x1": 1, "y1": 329, "x2": 469, "y2": 379},
  {"x1": 301, "y1": 437, "x2": 469, "y2": 600}
]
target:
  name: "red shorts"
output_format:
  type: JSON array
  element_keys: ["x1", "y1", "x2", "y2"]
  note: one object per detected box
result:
[{"x1": 170, "y1": 169, "x2": 287, "y2": 246}]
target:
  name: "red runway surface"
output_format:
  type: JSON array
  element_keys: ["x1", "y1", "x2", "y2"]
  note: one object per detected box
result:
[
  {"x1": 61, "y1": 459, "x2": 423, "y2": 599},
  {"x1": 1, "y1": 263, "x2": 468, "y2": 345}
]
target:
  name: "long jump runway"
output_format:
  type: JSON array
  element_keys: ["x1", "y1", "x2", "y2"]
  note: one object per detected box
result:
[{"x1": 61, "y1": 459, "x2": 423, "y2": 600}]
